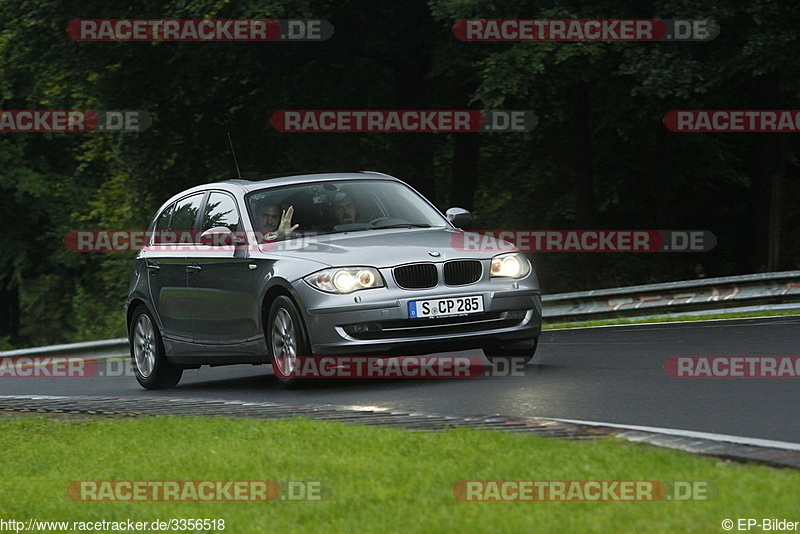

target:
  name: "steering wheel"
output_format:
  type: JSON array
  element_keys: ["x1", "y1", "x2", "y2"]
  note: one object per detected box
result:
[{"x1": 367, "y1": 217, "x2": 393, "y2": 227}]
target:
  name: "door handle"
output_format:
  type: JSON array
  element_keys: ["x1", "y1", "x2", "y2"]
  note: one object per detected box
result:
[
  {"x1": 186, "y1": 264, "x2": 202, "y2": 273},
  {"x1": 146, "y1": 260, "x2": 160, "y2": 272}
]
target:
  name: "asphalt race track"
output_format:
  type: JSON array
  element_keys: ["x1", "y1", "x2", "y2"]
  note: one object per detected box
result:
[{"x1": 2, "y1": 316, "x2": 797, "y2": 444}]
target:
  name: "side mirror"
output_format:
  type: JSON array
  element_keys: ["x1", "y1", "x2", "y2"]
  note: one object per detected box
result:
[
  {"x1": 199, "y1": 227, "x2": 243, "y2": 246},
  {"x1": 446, "y1": 207, "x2": 472, "y2": 228}
]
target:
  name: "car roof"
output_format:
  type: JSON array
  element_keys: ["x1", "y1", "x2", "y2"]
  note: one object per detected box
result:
[{"x1": 222, "y1": 171, "x2": 403, "y2": 193}]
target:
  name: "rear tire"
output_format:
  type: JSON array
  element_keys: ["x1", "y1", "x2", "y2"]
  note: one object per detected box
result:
[
  {"x1": 129, "y1": 305, "x2": 183, "y2": 389},
  {"x1": 268, "y1": 296, "x2": 312, "y2": 389},
  {"x1": 483, "y1": 338, "x2": 539, "y2": 367}
]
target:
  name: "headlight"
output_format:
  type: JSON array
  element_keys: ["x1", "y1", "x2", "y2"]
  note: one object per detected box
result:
[
  {"x1": 304, "y1": 267, "x2": 384, "y2": 294},
  {"x1": 490, "y1": 253, "x2": 531, "y2": 279}
]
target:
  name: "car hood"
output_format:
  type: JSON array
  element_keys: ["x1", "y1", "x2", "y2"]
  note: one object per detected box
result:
[{"x1": 257, "y1": 228, "x2": 514, "y2": 268}]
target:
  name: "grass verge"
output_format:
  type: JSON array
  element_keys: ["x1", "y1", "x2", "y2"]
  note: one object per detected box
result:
[
  {"x1": 543, "y1": 308, "x2": 800, "y2": 330},
  {"x1": 1, "y1": 415, "x2": 797, "y2": 533}
]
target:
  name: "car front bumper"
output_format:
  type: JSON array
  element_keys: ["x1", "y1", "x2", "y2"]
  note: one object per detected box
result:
[{"x1": 293, "y1": 279, "x2": 542, "y2": 356}]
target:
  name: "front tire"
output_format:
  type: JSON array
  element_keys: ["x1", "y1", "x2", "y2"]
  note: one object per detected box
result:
[
  {"x1": 268, "y1": 296, "x2": 313, "y2": 389},
  {"x1": 129, "y1": 305, "x2": 183, "y2": 389}
]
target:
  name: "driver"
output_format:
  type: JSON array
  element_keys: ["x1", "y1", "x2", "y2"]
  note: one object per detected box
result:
[
  {"x1": 255, "y1": 204, "x2": 298, "y2": 241},
  {"x1": 327, "y1": 194, "x2": 358, "y2": 225}
]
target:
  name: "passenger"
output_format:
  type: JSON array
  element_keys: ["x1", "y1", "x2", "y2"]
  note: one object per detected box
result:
[{"x1": 256, "y1": 204, "x2": 298, "y2": 241}]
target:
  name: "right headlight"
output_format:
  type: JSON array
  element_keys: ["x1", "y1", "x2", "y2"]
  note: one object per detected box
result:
[
  {"x1": 490, "y1": 252, "x2": 531, "y2": 279},
  {"x1": 304, "y1": 267, "x2": 384, "y2": 294}
]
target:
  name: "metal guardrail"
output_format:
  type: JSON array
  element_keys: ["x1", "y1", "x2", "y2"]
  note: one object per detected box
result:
[
  {"x1": 2, "y1": 270, "x2": 799, "y2": 358},
  {"x1": 0, "y1": 338, "x2": 129, "y2": 360},
  {"x1": 543, "y1": 270, "x2": 800, "y2": 321}
]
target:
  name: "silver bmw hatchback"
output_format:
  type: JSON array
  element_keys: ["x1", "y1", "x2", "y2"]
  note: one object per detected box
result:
[{"x1": 126, "y1": 171, "x2": 542, "y2": 388}]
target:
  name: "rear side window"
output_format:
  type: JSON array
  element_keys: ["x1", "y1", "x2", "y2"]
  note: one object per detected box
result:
[
  {"x1": 170, "y1": 193, "x2": 205, "y2": 243},
  {"x1": 202, "y1": 192, "x2": 240, "y2": 232},
  {"x1": 152, "y1": 203, "x2": 174, "y2": 244}
]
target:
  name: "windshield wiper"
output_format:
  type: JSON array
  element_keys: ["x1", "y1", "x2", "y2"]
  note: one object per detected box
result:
[{"x1": 370, "y1": 223, "x2": 432, "y2": 230}]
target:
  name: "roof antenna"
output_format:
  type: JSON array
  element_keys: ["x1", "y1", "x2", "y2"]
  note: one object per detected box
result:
[{"x1": 227, "y1": 132, "x2": 242, "y2": 179}]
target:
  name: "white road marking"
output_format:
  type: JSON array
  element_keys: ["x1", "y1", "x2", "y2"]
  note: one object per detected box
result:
[{"x1": 549, "y1": 417, "x2": 800, "y2": 450}]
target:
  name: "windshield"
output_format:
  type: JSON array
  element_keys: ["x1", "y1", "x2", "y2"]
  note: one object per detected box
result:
[{"x1": 246, "y1": 179, "x2": 448, "y2": 237}]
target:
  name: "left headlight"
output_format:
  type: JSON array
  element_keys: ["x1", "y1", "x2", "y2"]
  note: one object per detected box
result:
[
  {"x1": 490, "y1": 252, "x2": 531, "y2": 279},
  {"x1": 304, "y1": 267, "x2": 385, "y2": 294}
]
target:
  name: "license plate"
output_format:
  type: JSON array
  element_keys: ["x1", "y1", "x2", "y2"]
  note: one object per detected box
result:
[{"x1": 408, "y1": 295, "x2": 484, "y2": 318}]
